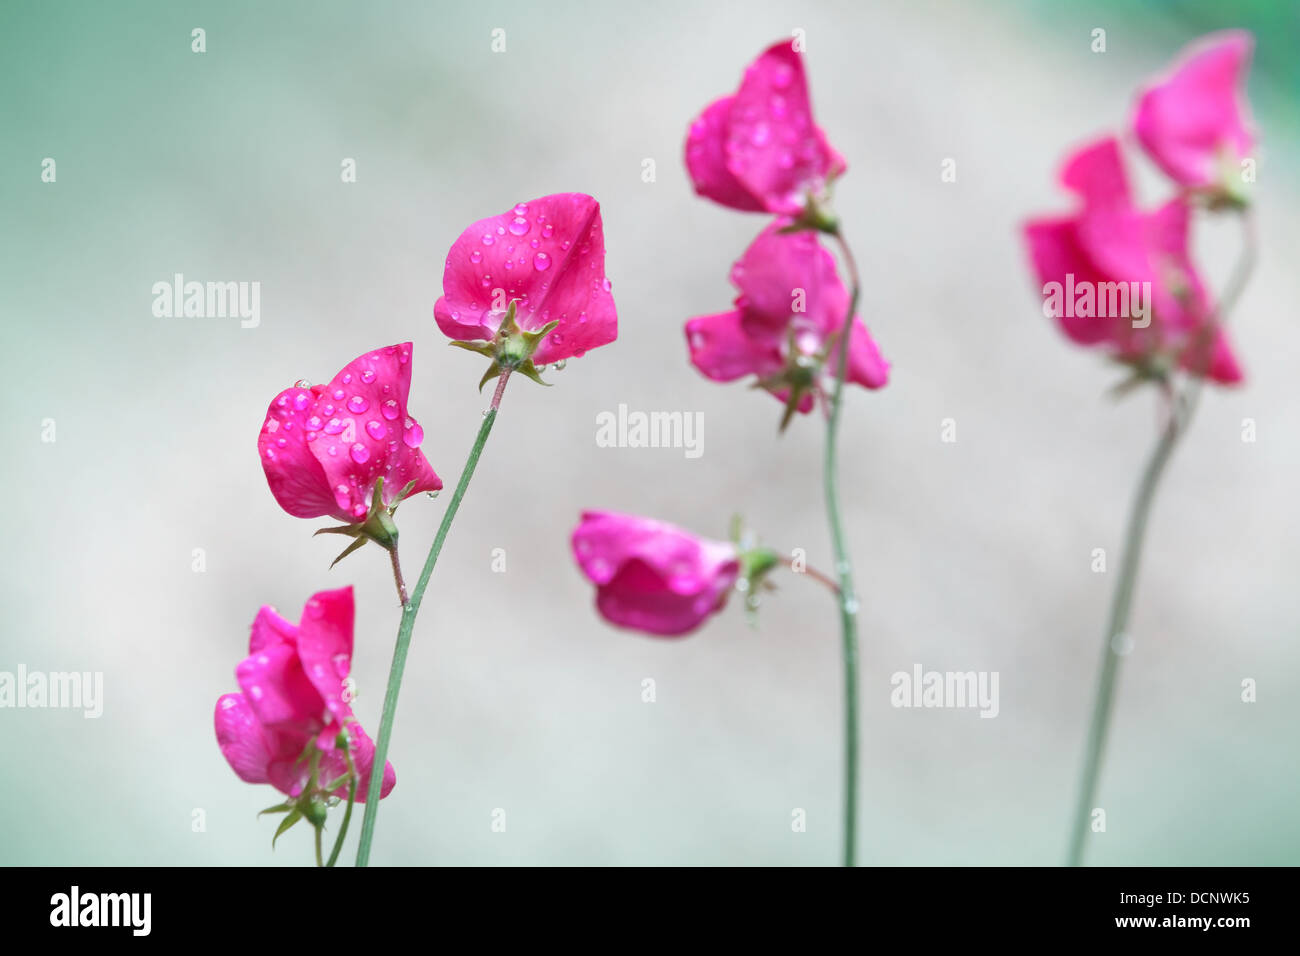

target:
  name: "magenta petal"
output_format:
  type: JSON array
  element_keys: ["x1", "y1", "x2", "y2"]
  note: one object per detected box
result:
[
  {"x1": 1133, "y1": 31, "x2": 1255, "y2": 188},
  {"x1": 836, "y1": 319, "x2": 890, "y2": 390},
  {"x1": 685, "y1": 310, "x2": 782, "y2": 382},
  {"x1": 434, "y1": 193, "x2": 618, "y2": 364},
  {"x1": 725, "y1": 40, "x2": 841, "y2": 216},
  {"x1": 215, "y1": 693, "x2": 273, "y2": 784},
  {"x1": 309, "y1": 343, "x2": 442, "y2": 522},
  {"x1": 685, "y1": 96, "x2": 766, "y2": 212},
  {"x1": 247, "y1": 604, "x2": 299, "y2": 655},
  {"x1": 295, "y1": 587, "x2": 355, "y2": 723},
  {"x1": 571, "y1": 511, "x2": 740, "y2": 637},
  {"x1": 236, "y1": 641, "x2": 324, "y2": 730},
  {"x1": 1023, "y1": 217, "x2": 1118, "y2": 347},
  {"x1": 259, "y1": 386, "x2": 338, "y2": 519},
  {"x1": 321, "y1": 721, "x2": 395, "y2": 802}
]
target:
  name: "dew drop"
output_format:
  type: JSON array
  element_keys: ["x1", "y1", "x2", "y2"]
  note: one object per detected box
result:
[
  {"x1": 347, "y1": 395, "x2": 369, "y2": 414},
  {"x1": 542, "y1": 223, "x2": 554, "y2": 239},
  {"x1": 470, "y1": 250, "x2": 483, "y2": 263},
  {"x1": 341, "y1": 373, "x2": 353, "y2": 385},
  {"x1": 293, "y1": 379, "x2": 311, "y2": 389},
  {"x1": 512, "y1": 202, "x2": 528, "y2": 216},
  {"x1": 533, "y1": 252, "x2": 551, "y2": 271},
  {"x1": 381, "y1": 400, "x2": 400, "y2": 420},
  {"x1": 402, "y1": 420, "x2": 425, "y2": 448},
  {"x1": 332, "y1": 388, "x2": 345, "y2": 401},
  {"x1": 323, "y1": 418, "x2": 345, "y2": 435},
  {"x1": 508, "y1": 216, "x2": 529, "y2": 236},
  {"x1": 349, "y1": 443, "x2": 370, "y2": 464},
  {"x1": 426, "y1": 490, "x2": 440, "y2": 498},
  {"x1": 365, "y1": 420, "x2": 386, "y2": 441},
  {"x1": 292, "y1": 393, "x2": 310, "y2": 411},
  {"x1": 361, "y1": 369, "x2": 376, "y2": 384},
  {"x1": 482, "y1": 233, "x2": 495, "y2": 246}
]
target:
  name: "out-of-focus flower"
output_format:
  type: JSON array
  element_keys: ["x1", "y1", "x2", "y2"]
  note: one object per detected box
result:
[
  {"x1": 1023, "y1": 137, "x2": 1242, "y2": 384},
  {"x1": 685, "y1": 223, "x2": 888, "y2": 422},
  {"x1": 685, "y1": 39, "x2": 845, "y2": 217},
  {"x1": 571, "y1": 511, "x2": 742, "y2": 637},
  {"x1": 1133, "y1": 31, "x2": 1255, "y2": 197}
]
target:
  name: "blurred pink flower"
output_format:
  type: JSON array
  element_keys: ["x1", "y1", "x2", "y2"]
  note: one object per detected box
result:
[
  {"x1": 1133, "y1": 31, "x2": 1255, "y2": 192},
  {"x1": 433, "y1": 193, "x2": 618, "y2": 365},
  {"x1": 259, "y1": 344, "x2": 442, "y2": 523},
  {"x1": 214, "y1": 587, "x2": 395, "y2": 802},
  {"x1": 685, "y1": 223, "x2": 888, "y2": 414},
  {"x1": 571, "y1": 511, "x2": 740, "y2": 637},
  {"x1": 1023, "y1": 137, "x2": 1242, "y2": 384},
  {"x1": 685, "y1": 39, "x2": 845, "y2": 216}
]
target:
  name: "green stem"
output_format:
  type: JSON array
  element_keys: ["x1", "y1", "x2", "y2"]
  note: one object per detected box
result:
[
  {"x1": 325, "y1": 733, "x2": 359, "y2": 867},
  {"x1": 354, "y1": 369, "x2": 512, "y2": 866},
  {"x1": 827, "y1": 230, "x2": 862, "y2": 867},
  {"x1": 1066, "y1": 208, "x2": 1255, "y2": 866},
  {"x1": 315, "y1": 822, "x2": 324, "y2": 868}
]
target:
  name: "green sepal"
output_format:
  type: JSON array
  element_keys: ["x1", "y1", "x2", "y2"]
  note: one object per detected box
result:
[
  {"x1": 448, "y1": 339, "x2": 497, "y2": 359},
  {"x1": 258, "y1": 802, "x2": 294, "y2": 817},
  {"x1": 329, "y1": 536, "x2": 368, "y2": 568},
  {"x1": 272, "y1": 809, "x2": 303, "y2": 848},
  {"x1": 512, "y1": 358, "x2": 552, "y2": 388},
  {"x1": 451, "y1": 298, "x2": 562, "y2": 388},
  {"x1": 303, "y1": 797, "x2": 329, "y2": 829}
]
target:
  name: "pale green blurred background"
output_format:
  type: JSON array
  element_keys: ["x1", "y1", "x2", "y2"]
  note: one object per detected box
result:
[{"x1": 1, "y1": 0, "x2": 1297, "y2": 865}]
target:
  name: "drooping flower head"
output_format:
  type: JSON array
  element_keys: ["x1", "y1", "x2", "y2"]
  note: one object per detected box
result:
[
  {"x1": 433, "y1": 193, "x2": 617, "y2": 369},
  {"x1": 1023, "y1": 137, "x2": 1242, "y2": 384},
  {"x1": 1133, "y1": 31, "x2": 1255, "y2": 196},
  {"x1": 572, "y1": 511, "x2": 741, "y2": 637},
  {"x1": 214, "y1": 586, "x2": 395, "y2": 802},
  {"x1": 685, "y1": 223, "x2": 888, "y2": 421},
  {"x1": 259, "y1": 344, "x2": 442, "y2": 524},
  {"x1": 685, "y1": 38, "x2": 845, "y2": 216}
]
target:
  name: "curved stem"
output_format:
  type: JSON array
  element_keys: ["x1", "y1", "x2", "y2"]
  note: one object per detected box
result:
[
  {"x1": 786, "y1": 557, "x2": 840, "y2": 596},
  {"x1": 314, "y1": 823, "x2": 324, "y2": 868},
  {"x1": 827, "y1": 229, "x2": 862, "y2": 867},
  {"x1": 325, "y1": 734, "x2": 359, "y2": 867},
  {"x1": 355, "y1": 369, "x2": 512, "y2": 866},
  {"x1": 389, "y1": 547, "x2": 409, "y2": 606},
  {"x1": 1067, "y1": 208, "x2": 1256, "y2": 866}
]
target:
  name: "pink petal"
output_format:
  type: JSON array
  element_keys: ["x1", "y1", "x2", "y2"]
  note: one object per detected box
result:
[
  {"x1": 725, "y1": 40, "x2": 842, "y2": 216},
  {"x1": 236, "y1": 640, "x2": 324, "y2": 730},
  {"x1": 247, "y1": 604, "x2": 299, "y2": 655},
  {"x1": 685, "y1": 310, "x2": 783, "y2": 382},
  {"x1": 295, "y1": 587, "x2": 355, "y2": 723},
  {"x1": 572, "y1": 511, "x2": 740, "y2": 638},
  {"x1": 1022, "y1": 217, "x2": 1121, "y2": 347},
  {"x1": 684, "y1": 96, "x2": 766, "y2": 212},
  {"x1": 1133, "y1": 31, "x2": 1255, "y2": 188},
  {"x1": 434, "y1": 193, "x2": 618, "y2": 364},
  {"x1": 259, "y1": 385, "x2": 338, "y2": 519},
  {"x1": 308, "y1": 344, "x2": 442, "y2": 522},
  {"x1": 214, "y1": 693, "x2": 273, "y2": 784},
  {"x1": 834, "y1": 319, "x2": 890, "y2": 390}
]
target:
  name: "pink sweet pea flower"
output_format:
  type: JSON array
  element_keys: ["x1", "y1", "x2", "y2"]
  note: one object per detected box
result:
[
  {"x1": 1023, "y1": 137, "x2": 1242, "y2": 384},
  {"x1": 572, "y1": 511, "x2": 741, "y2": 637},
  {"x1": 685, "y1": 39, "x2": 846, "y2": 216},
  {"x1": 685, "y1": 223, "x2": 888, "y2": 416},
  {"x1": 433, "y1": 193, "x2": 617, "y2": 365},
  {"x1": 1133, "y1": 31, "x2": 1255, "y2": 193},
  {"x1": 214, "y1": 586, "x2": 395, "y2": 801},
  {"x1": 259, "y1": 343, "x2": 442, "y2": 523}
]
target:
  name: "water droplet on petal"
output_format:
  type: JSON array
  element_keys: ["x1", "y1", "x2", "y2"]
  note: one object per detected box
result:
[
  {"x1": 482, "y1": 233, "x2": 495, "y2": 246},
  {"x1": 347, "y1": 395, "x2": 369, "y2": 413},
  {"x1": 402, "y1": 420, "x2": 424, "y2": 448},
  {"x1": 512, "y1": 202, "x2": 528, "y2": 216},
  {"x1": 341, "y1": 373, "x2": 352, "y2": 385},
  {"x1": 542, "y1": 223, "x2": 554, "y2": 239},
  {"x1": 332, "y1": 388, "x2": 345, "y2": 401},
  {"x1": 366, "y1": 420, "x2": 386, "y2": 441},
  {"x1": 381, "y1": 399, "x2": 400, "y2": 420},
  {"x1": 470, "y1": 250, "x2": 483, "y2": 263},
  {"x1": 361, "y1": 369, "x2": 376, "y2": 384},
  {"x1": 292, "y1": 393, "x2": 310, "y2": 411},
  {"x1": 426, "y1": 490, "x2": 440, "y2": 498},
  {"x1": 349, "y1": 443, "x2": 370, "y2": 464},
  {"x1": 508, "y1": 216, "x2": 529, "y2": 236},
  {"x1": 323, "y1": 418, "x2": 345, "y2": 435}
]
